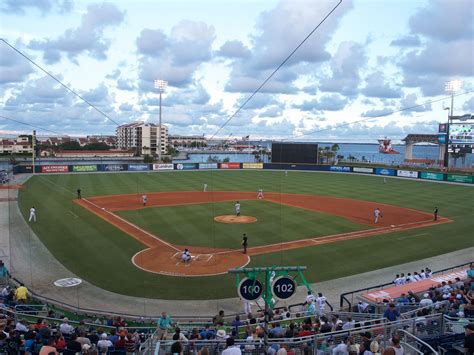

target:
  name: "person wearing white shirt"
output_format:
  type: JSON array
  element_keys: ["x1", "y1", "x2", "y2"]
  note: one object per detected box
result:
[
  {"x1": 222, "y1": 337, "x2": 242, "y2": 355},
  {"x1": 399, "y1": 273, "x2": 406, "y2": 285},
  {"x1": 413, "y1": 272, "x2": 421, "y2": 281},
  {"x1": 342, "y1": 316, "x2": 355, "y2": 330},
  {"x1": 59, "y1": 318, "x2": 74, "y2": 335},
  {"x1": 316, "y1": 292, "x2": 327, "y2": 315},
  {"x1": 97, "y1": 333, "x2": 113, "y2": 351},
  {"x1": 305, "y1": 291, "x2": 315, "y2": 305},
  {"x1": 419, "y1": 294, "x2": 433, "y2": 308},
  {"x1": 419, "y1": 270, "x2": 426, "y2": 279},
  {"x1": 28, "y1": 207, "x2": 36, "y2": 222},
  {"x1": 15, "y1": 321, "x2": 28, "y2": 333}
]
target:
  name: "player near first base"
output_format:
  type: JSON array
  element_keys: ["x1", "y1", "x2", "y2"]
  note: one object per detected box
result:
[
  {"x1": 203, "y1": 183, "x2": 208, "y2": 192},
  {"x1": 142, "y1": 194, "x2": 148, "y2": 206},
  {"x1": 235, "y1": 201, "x2": 241, "y2": 216},
  {"x1": 257, "y1": 189, "x2": 264, "y2": 200}
]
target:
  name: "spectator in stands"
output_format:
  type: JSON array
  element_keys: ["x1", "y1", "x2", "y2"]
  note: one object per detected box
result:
[
  {"x1": 157, "y1": 311, "x2": 173, "y2": 340},
  {"x1": 464, "y1": 324, "x2": 474, "y2": 354},
  {"x1": 222, "y1": 337, "x2": 241, "y2": 355},
  {"x1": 14, "y1": 283, "x2": 28, "y2": 304},
  {"x1": 284, "y1": 323, "x2": 296, "y2": 338},
  {"x1": 67, "y1": 334, "x2": 83, "y2": 353},
  {"x1": 125, "y1": 332, "x2": 137, "y2": 354},
  {"x1": 358, "y1": 301, "x2": 370, "y2": 313},
  {"x1": 0, "y1": 261, "x2": 10, "y2": 286},
  {"x1": 306, "y1": 300, "x2": 316, "y2": 316},
  {"x1": 231, "y1": 315, "x2": 243, "y2": 334},
  {"x1": 407, "y1": 290, "x2": 420, "y2": 303},
  {"x1": 97, "y1": 333, "x2": 113, "y2": 353},
  {"x1": 77, "y1": 330, "x2": 92, "y2": 348},
  {"x1": 114, "y1": 330, "x2": 127, "y2": 349},
  {"x1": 419, "y1": 293, "x2": 433, "y2": 308},
  {"x1": 342, "y1": 316, "x2": 355, "y2": 330},
  {"x1": 108, "y1": 329, "x2": 119, "y2": 344},
  {"x1": 464, "y1": 299, "x2": 474, "y2": 318},
  {"x1": 172, "y1": 327, "x2": 188, "y2": 342},
  {"x1": 170, "y1": 341, "x2": 183, "y2": 355},
  {"x1": 14, "y1": 320, "x2": 28, "y2": 333},
  {"x1": 199, "y1": 325, "x2": 215, "y2": 340},
  {"x1": 213, "y1": 310, "x2": 225, "y2": 326},
  {"x1": 385, "y1": 335, "x2": 404, "y2": 355},
  {"x1": 383, "y1": 303, "x2": 400, "y2": 322},
  {"x1": 269, "y1": 322, "x2": 285, "y2": 338},
  {"x1": 59, "y1": 318, "x2": 74, "y2": 335},
  {"x1": 54, "y1": 335, "x2": 66, "y2": 351},
  {"x1": 358, "y1": 332, "x2": 372, "y2": 354},
  {"x1": 87, "y1": 328, "x2": 99, "y2": 345},
  {"x1": 39, "y1": 337, "x2": 58, "y2": 355}
]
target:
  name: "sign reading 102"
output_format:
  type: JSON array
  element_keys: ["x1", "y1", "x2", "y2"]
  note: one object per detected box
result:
[
  {"x1": 238, "y1": 278, "x2": 263, "y2": 301},
  {"x1": 271, "y1": 276, "x2": 296, "y2": 300}
]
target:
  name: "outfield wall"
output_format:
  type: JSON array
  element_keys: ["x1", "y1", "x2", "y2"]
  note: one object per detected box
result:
[{"x1": 12, "y1": 162, "x2": 474, "y2": 184}]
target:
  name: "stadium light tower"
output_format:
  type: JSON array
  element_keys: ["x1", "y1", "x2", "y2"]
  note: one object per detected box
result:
[
  {"x1": 445, "y1": 80, "x2": 462, "y2": 119},
  {"x1": 154, "y1": 79, "x2": 168, "y2": 162}
]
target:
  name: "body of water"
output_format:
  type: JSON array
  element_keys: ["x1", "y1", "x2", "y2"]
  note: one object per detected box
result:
[{"x1": 174, "y1": 143, "x2": 473, "y2": 167}]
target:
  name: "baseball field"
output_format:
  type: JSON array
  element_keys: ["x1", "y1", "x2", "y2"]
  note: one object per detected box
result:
[{"x1": 17, "y1": 170, "x2": 474, "y2": 299}]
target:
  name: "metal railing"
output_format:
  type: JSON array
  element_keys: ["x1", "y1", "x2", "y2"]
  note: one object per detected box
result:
[
  {"x1": 339, "y1": 261, "x2": 472, "y2": 311},
  {"x1": 398, "y1": 329, "x2": 439, "y2": 354}
]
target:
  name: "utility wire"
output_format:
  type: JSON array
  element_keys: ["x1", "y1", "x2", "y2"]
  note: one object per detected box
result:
[
  {"x1": 0, "y1": 115, "x2": 63, "y2": 135},
  {"x1": 210, "y1": 0, "x2": 343, "y2": 139},
  {"x1": 283, "y1": 90, "x2": 473, "y2": 141},
  {"x1": 0, "y1": 38, "x2": 120, "y2": 126}
]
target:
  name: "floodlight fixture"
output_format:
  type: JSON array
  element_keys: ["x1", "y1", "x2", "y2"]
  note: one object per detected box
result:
[
  {"x1": 154, "y1": 79, "x2": 168, "y2": 91},
  {"x1": 445, "y1": 80, "x2": 462, "y2": 93}
]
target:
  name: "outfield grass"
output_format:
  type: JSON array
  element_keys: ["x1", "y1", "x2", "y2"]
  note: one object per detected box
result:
[
  {"x1": 115, "y1": 200, "x2": 368, "y2": 248},
  {"x1": 17, "y1": 170, "x2": 474, "y2": 299}
]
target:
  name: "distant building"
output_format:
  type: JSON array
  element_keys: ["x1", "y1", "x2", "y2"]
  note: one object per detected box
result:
[
  {"x1": 55, "y1": 150, "x2": 134, "y2": 158},
  {"x1": 116, "y1": 121, "x2": 168, "y2": 155},
  {"x1": 169, "y1": 135, "x2": 207, "y2": 148},
  {"x1": 0, "y1": 136, "x2": 33, "y2": 154}
]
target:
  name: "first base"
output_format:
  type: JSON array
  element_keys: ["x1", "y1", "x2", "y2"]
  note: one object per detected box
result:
[{"x1": 391, "y1": 225, "x2": 395, "y2": 227}]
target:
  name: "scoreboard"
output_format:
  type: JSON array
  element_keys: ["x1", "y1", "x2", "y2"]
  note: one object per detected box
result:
[
  {"x1": 448, "y1": 123, "x2": 474, "y2": 153},
  {"x1": 272, "y1": 143, "x2": 319, "y2": 163}
]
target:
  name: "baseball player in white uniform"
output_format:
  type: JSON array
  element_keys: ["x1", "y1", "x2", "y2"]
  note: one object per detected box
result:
[
  {"x1": 203, "y1": 183, "x2": 208, "y2": 192},
  {"x1": 257, "y1": 189, "x2": 264, "y2": 200},
  {"x1": 374, "y1": 207, "x2": 382, "y2": 224},
  {"x1": 181, "y1": 248, "x2": 191, "y2": 263},
  {"x1": 315, "y1": 292, "x2": 327, "y2": 315},
  {"x1": 29, "y1": 207, "x2": 36, "y2": 222},
  {"x1": 142, "y1": 194, "x2": 148, "y2": 206},
  {"x1": 235, "y1": 201, "x2": 241, "y2": 216}
]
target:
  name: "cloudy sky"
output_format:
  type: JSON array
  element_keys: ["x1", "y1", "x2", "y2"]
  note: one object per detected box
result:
[{"x1": 0, "y1": 0, "x2": 473, "y2": 141}]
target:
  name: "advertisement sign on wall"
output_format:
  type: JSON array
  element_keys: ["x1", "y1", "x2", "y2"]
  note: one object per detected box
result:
[
  {"x1": 199, "y1": 163, "x2": 218, "y2": 169},
  {"x1": 128, "y1": 164, "x2": 150, "y2": 171},
  {"x1": 397, "y1": 170, "x2": 418, "y2": 178},
  {"x1": 220, "y1": 162, "x2": 241, "y2": 169},
  {"x1": 375, "y1": 168, "x2": 396, "y2": 176},
  {"x1": 103, "y1": 164, "x2": 126, "y2": 171},
  {"x1": 447, "y1": 174, "x2": 473, "y2": 183},
  {"x1": 242, "y1": 163, "x2": 263, "y2": 169},
  {"x1": 329, "y1": 166, "x2": 351, "y2": 172},
  {"x1": 153, "y1": 163, "x2": 174, "y2": 170},
  {"x1": 41, "y1": 165, "x2": 69, "y2": 173},
  {"x1": 175, "y1": 163, "x2": 198, "y2": 170},
  {"x1": 420, "y1": 172, "x2": 445, "y2": 181},
  {"x1": 72, "y1": 165, "x2": 97, "y2": 172},
  {"x1": 353, "y1": 167, "x2": 374, "y2": 174}
]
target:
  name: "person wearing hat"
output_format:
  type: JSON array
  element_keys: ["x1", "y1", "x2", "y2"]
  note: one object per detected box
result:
[
  {"x1": 181, "y1": 249, "x2": 191, "y2": 263},
  {"x1": 464, "y1": 323, "x2": 474, "y2": 354},
  {"x1": 97, "y1": 333, "x2": 113, "y2": 352},
  {"x1": 216, "y1": 329, "x2": 227, "y2": 340}
]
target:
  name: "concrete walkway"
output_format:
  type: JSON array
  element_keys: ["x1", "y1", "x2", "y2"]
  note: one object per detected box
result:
[{"x1": 1, "y1": 175, "x2": 472, "y2": 318}]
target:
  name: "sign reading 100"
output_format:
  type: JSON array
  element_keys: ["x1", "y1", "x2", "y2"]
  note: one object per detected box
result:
[{"x1": 238, "y1": 278, "x2": 263, "y2": 301}]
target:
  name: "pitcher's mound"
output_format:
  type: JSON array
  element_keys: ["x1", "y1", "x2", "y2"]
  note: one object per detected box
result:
[{"x1": 214, "y1": 215, "x2": 257, "y2": 224}]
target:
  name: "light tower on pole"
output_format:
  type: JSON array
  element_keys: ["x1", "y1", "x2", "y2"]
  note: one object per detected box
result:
[
  {"x1": 154, "y1": 79, "x2": 168, "y2": 162},
  {"x1": 443, "y1": 80, "x2": 462, "y2": 168}
]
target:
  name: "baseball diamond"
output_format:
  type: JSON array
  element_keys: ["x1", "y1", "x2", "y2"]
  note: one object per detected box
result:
[{"x1": 17, "y1": 169, "x2": 474, "y2": 299}]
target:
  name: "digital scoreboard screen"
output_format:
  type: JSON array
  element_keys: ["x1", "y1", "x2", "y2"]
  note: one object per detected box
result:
[
  {"x1": 272, "y1": 143, "x2": 319, "y2": 163},
  {"x1": 448, "y1": 123, "x2": 474, "y2": 153}
]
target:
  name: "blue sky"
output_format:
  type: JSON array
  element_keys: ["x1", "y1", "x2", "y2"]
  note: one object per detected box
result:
[{"x1": 0, "y1": 0, "x2": 473, "y2": 141}]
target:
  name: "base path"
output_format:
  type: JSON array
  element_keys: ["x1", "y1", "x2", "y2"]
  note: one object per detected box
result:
[
  {"x1": 75, "y1": 191, "x2": 450, "y2": 276},
  {"x1": 214, "y1": 215, "x2": 257, "y2": 224}
]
